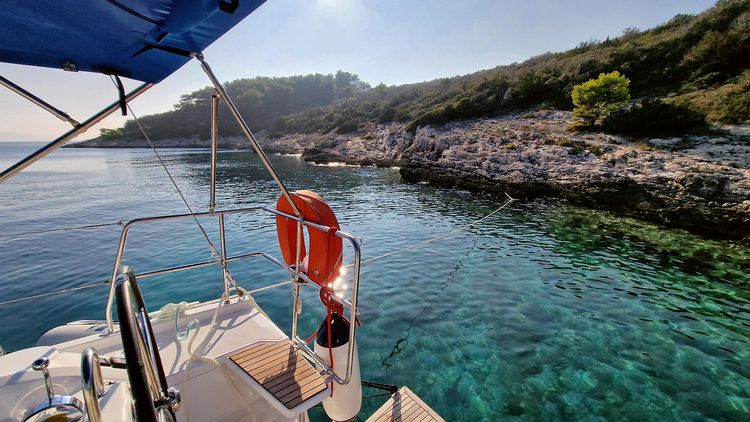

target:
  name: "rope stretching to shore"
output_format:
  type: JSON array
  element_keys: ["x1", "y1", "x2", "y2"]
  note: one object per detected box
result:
[
  {"x1": 0, "y1": 195, "x2": 514, "y2": 306},
  {"x1": 349, "y1": 192, "x2": 515, "y2": 267}
]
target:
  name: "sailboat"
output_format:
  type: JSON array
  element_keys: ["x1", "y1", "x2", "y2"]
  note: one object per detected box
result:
[{"x1": 0, "y1": 1, "x2": 444, "y2": 421}]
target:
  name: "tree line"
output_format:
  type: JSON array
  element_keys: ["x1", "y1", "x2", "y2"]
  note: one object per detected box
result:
[{"x1": 102, "y1": 0, "x2": 749, "y2": 140}]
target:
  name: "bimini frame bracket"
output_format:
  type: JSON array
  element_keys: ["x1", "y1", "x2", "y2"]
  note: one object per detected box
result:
[
  {"x1": 0, "y1": 74, "x2": 79, "y2": 127},
  {"x1": 0, "y1": 81, "x2": 153, "y2": 183}
]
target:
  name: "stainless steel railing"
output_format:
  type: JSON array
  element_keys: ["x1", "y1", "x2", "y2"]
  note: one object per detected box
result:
[
  {"x1": 80, "y1": 347, "x2": 105, "y2": 422},
  {"x1": 103, "y1": 205, "x2": 362, "y2": 385}
]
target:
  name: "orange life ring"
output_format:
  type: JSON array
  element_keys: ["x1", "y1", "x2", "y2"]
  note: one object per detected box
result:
[{"x1": 275, "y1": 190, "x2": 343, "y2": 285}]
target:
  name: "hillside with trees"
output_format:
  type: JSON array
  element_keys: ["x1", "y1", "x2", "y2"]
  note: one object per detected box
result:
[
  {"x1": 102, "y1": 71, "x2": 370, "y2": 140},
  {"x1": 100, "y1": 0, "x2": 749, "y2": 141}
]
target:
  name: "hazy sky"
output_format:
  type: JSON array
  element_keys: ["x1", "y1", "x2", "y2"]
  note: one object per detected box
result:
[{"x1": 0, "y1": 0, "x2": 716, "y2": 141}]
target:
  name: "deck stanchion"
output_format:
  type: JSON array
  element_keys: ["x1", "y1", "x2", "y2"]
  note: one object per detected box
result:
[
  {"x1": 219, "y1": 213, "x2": 230, "y2": 300},
  {"x1": 209, "y1": 92, "x2": 220, "y2": 214},
  {"x1": 196, "y1": 53, "x2": 308, "y2": 345}
]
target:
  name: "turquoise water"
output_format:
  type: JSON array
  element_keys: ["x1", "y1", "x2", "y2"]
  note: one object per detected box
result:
[{"x1": 1, "y1": 143, "x2": 749, "y2": 421}]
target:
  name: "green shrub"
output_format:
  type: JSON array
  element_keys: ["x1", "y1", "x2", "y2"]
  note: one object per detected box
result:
[
  {"x1": 99, "y1": 127, "x2": 124, "y2": 139},
  {"x1": 393, "y1": 107, "x2": 411, "y2": 122},
  {"x1": 378, "y1": 106, "x2": 396, "y2": 123},
  {"x1": 572, "y1": 71, "x2": 631, "y2": 128},
  {"x1": 602, "y1": 99, "x2": 707, "y2": 135}
]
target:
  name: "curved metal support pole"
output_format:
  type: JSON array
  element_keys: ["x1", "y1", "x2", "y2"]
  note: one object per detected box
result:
[
  {"x1": 81, "y1": 347, "x2": 105, "y2": 422},
  {"x1": 0, "y1": 82, "x2": 153, "y2": 183},
  {"x1": 194, "y1": 53, "x2": 300, "y2": 217}
]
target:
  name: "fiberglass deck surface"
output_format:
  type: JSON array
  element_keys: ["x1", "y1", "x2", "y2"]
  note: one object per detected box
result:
[
  {"x1": 228, "y1": 339, "x2": 328, "y2": 409},
  {"x1": 366, "y1": 387, "x2": 445, "y2": 422}
]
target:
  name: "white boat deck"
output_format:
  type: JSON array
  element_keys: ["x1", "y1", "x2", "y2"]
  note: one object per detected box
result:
[{"x1": 0, "y1": 295, "x2": 323, "y2": 422}]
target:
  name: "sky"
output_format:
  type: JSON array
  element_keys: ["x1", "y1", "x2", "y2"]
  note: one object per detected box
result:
[{"x1": 0, "y1": 0, "x2": 716, "y2": 141}]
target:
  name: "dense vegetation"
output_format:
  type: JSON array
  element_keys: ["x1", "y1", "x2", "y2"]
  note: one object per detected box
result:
[
  {"x1": 108, "y1": 71, "x2": 369, "y2": 139},
  {"x1": 104, "y1": 0, "x2": 749, "y2": 140},
  {"x1": 571, "y1": 72, "x2": 708, "y2": 135}
]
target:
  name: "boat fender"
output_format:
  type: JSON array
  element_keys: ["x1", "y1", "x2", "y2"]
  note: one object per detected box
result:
[{"x1": 313, "y1": 296, "x2": 362, "y2": 421}]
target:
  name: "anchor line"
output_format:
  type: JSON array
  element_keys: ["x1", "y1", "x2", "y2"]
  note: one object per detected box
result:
[{"x1": 380, "y1": 238, "x2": 478, "y2": 370}]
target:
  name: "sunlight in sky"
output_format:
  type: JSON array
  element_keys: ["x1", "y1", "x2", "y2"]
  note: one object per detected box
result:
[{"x1": 0, "y1": 0, "x2": 716, "y2": 141}]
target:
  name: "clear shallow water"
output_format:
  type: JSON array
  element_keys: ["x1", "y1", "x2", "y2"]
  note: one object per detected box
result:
[{"x1": 1, "y1": 142, "x2": 749, "y2": 421}]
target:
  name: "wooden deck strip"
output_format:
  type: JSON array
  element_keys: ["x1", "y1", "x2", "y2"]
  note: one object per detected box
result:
[
  {"x1": 276, "y1": 372, "x2": 328, "y2": 401},
  {"x1": 254, "y1": 358, "x2": 302, "y2": 380},
  {"x1": 366, "y1": 387, "x2": 444, "y2": 422},
  {"x1": 266, "y1": 365, "x2": 317, "y2": 392},
  {"x1": 374, "y1": 397, "x2": 417, "y2": 422},
  {"x1": 229, "y1": 340, "x2": 328, "y2": 409},
  {"x1": 377, "y1": 400, "x2": 420, "y2": 422},
  {"x1": 232, "y1": 343, "x2": 295, "y2": 368},
  {"x1": 417, "y1": 412, "x2": 440, "y2": 422},
  {"x1": 400, "y1": 400, "x2": 425, "y2": 422},
  {"x1": 391, "y1": 399, "x2": 420, "y2": 422},
  {"x1": 373, "y1": 397, "x2": 416, "y2": 422},
  {"x1": 231, "y1": 340, "x2": 288, "y2": 361},
  {"x1": 245, "y1": 350, "x2": 297, "y2": 373},
  {"x1": 232, "y1": 342, "x2": 290, "y2": 365}
]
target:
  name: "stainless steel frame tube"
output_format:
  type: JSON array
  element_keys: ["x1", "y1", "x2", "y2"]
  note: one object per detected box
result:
[
  {"x1": 219, "y1": 213, "x2": 229, "y2": 299},
  {"x1": 209, "y1": 92, "x2": 219, "y2": 213},
  {"x1": 195, "y1": 54, "x2": 300, "y2": 217},
  {"x1": 0, "y1": 82, "x2": 153, "y2": 183},
  {"x1": 81, "y1": 347, "x2": 105, "y2": 422},
  {"x1": 104, "y1": 205, "x2": 361, "y2": 364},
  {"x1": 0, "y1": 74, "x2": 79, "y2": 126}
]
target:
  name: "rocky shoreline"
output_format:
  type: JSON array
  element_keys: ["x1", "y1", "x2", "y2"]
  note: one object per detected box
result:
[{"x1": 70, "y1": 111, "x2": 750, "y2": 239}]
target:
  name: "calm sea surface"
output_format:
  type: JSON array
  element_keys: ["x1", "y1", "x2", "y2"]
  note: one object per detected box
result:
[{"x1": 0, "y1": 142, "x2": 748, "y2": 420}]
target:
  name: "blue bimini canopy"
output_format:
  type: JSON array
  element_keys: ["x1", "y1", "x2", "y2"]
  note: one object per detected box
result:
[{"x1": 0, "y1": 0, "x2": 266, "y2": 83}]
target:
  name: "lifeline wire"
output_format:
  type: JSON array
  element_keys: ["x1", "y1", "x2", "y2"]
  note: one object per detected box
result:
[
  {"x1": 0, "y1": 195, "x2": 515, "y2": 306},
  {"x1": 0, "y1": 220, "x2": 125, "y2": 239},
  {"x1": 0, "y1": 279, "x2": 108, "y2": 306}
]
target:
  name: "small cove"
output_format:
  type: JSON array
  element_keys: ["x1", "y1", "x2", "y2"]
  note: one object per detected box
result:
[{"x1": 0, "y1": 143, "x2": 748, "y2": 420}]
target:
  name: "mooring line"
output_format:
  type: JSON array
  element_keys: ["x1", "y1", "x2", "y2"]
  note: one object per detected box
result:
[{"x1": 352, "y1": 193, "x2": 514, "y2": 267}]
